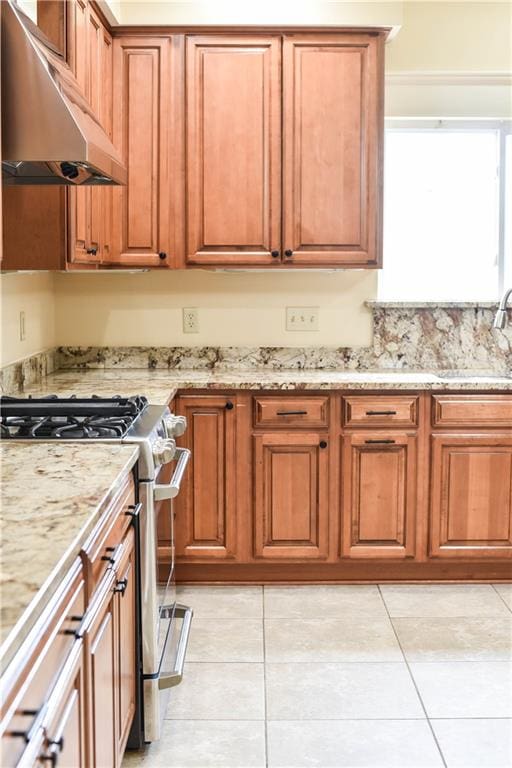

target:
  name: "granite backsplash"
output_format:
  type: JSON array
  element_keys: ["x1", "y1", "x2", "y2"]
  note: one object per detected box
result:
[{"x1": 1, "y1": 304, "x2": 510, "y2": 393}]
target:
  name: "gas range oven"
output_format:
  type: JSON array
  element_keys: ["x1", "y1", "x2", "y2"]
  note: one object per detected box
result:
[{"x1": 0, "y1": 394, "x2": 192, "y2": 745}]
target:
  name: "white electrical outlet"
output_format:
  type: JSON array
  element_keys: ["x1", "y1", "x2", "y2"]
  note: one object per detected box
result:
[
  {"x1": 286, "y1": 306, "x2": 319, "y2": 332},
  {"x1": 182, "y1": 307, "x2": 199, "y2": 333},
  {"x1": 19, "y1": 311, "x2": 26, "y2": 341}
]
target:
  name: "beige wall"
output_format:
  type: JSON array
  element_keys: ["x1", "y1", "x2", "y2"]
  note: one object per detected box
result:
[
  {"x1": 386, "y1": 2, "x2": 511, "y2": 72},
  {"x1": 54, "y1": 271, "x2": 376, "y2": 348},
  {"x1": 0, "y1": 274, "x2": 56, "y2": 366}
]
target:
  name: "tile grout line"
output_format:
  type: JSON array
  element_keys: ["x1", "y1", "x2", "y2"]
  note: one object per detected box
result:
[
  {"x1": 262, "y1": 586, "x2": 269, "y2": 768},
  {"x1": 491, "y1": 584, "x2": 512, "y2": 614},
  {"x1": 377, "y1": 584, "x2": 448, "y2": 768}
]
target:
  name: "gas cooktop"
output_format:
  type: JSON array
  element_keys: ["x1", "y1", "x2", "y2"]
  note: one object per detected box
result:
[{"x1": 0, "y1": 395, "x2": 149, "y2": 440}]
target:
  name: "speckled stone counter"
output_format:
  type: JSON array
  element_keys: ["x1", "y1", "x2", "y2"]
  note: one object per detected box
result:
[
  {"x1": 9, "y1": 366, "x2": 512, "y2": 398},
  {"x1": 0, "y1": 443, "x2": 138, "y2": 670}
]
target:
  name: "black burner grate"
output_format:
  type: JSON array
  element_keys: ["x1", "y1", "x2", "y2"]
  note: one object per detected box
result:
[{"x1": 0, "y1": 395, "x2": 148, "y2": 439}]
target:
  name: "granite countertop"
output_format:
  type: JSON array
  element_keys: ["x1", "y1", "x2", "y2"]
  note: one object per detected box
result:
[
  {"x1": 12, "y1": 367, "x2": 512, "y2": 397},
  {"x1": 0, "y1": 442, "x2": 138, "y2": 671}
]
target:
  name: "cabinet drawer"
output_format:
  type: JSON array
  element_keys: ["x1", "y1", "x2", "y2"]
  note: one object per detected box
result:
[
  {"x1": 432, "y1": 395, "x2": 512, "y2": 428},
  {"x1": 343, "y1": 396, "x2": 418, "y2": 428},
  {"x1": 254, "y1": 396, "x2": 329, "y2": 428}
]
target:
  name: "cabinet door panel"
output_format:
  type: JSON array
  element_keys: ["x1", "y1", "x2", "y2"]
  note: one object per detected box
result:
[
  {"x1": 110, "y1": 37, "x2": 173, "y2": 267},
  {"x1": 342, "y1": 432, "x2": 417, "y2": 558},
  {"x1": 87, "y1": 7, "x2": 102, "y2": 257},
  {"x1": 115, "y1": 529, "x2": 136, "y2": 756},
  {"x1": 68, "y1": 0, "x2": 91, "y2": 263},
  {"x1": 99, "y1": 26, "x2": 113, "y2": 262},
  {"x1": 86, "y1": 579, "x2": 117, "y2": 768},
  {"x1": 254, "y1": 433, "x2": 329, "y2": 559},
  {"x1": 186, "y1": 35, "x2": 281, "y2": 265},
  {"x1": 283, "y1": 33, "x2": 384, "y2": 266},
  {"x1": 174, "y1": 396, "x2": 237, "y2": 559},
  {"x1": 430, "y1": 435, "x2": 512, "y2": 558},
  {"x1": 38, "y1": 643, "x2": 87, "y2": 768}
]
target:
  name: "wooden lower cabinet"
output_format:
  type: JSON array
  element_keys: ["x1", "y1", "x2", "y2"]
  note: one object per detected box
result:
[
  {"x1": 171, "y1": 391, "x2": 512, "y2": 582},
  {"x1": 430, "y1": 434, "x2": 512, "y2": 559},
  {"x1": 341, "y1": 432, "x2": 417, "y2": 558},
  {"x1": 253, "y1": 433, "x2": 329, "y2": 559},
  {"x1": 174, "y1": 395, "x2": 237, "y2": 560}
]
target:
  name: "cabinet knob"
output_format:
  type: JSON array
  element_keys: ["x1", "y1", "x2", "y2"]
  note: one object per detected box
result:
[
  {"x1": 86, "y1": 247, "x2": 97, "y2": 256},
  {"x1": 225, "y1": 401, "x2": 234, "y2": 410},
  {"x1": 271, "y1": 250, "x2": 280, "y2": 258},
  {"x1": 284, "y1": 249, "x2": 293, "y2": 258},
  {"x1": 319, "y1": 440, "x2": 328, "y2": 449},
  {"x1": 159, "y1": 252, "x2": 167, "y2": 260}
]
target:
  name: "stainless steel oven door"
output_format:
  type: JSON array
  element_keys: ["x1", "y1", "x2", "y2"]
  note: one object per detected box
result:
[{"x1": 140, "y1": 449, "x2": 192, "y2": 742}]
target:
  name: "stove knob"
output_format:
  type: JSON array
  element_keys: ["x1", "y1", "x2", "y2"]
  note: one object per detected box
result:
[
  {"x1": 164, "y1": 414, "x2": 187, "y2": 438},
  {"x1": 152, "y1": 437, "x2": 176, "y2": 465}
]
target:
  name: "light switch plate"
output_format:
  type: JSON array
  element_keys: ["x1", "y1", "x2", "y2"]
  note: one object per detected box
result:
[{"x1": 286, "y1": 307, "x2": 319, "y2": 331}]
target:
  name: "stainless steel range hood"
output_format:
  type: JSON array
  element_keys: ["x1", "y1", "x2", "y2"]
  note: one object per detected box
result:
[{"x1": 1, "y1": 1, "x2": 126, "y2": 186}]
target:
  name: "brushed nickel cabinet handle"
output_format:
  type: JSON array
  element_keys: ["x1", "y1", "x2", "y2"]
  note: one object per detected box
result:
[
  {"x1": 365, "y1": 410, "x2": 397, "y2": 416},
  {"x1": 365, "y1": 439, "x2": 396, "y2": 445}
]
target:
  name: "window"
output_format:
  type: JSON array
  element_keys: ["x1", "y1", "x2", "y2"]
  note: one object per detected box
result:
[{"x1": 379, "y1": 120, "x2": 512, "y2": 301}]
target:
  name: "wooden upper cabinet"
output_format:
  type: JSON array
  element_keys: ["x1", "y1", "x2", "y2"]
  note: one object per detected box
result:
[
  {"x1": 253, "y1": 433, "x2": 329, "y2": 559},
  {"x1": 341, "y1": 432, "x2": 417, "y2": 558},
  {"x1": 110, "y1": 36, "x2": 178, "y2": 267},
  {"x1": 68, "y1": 0, "x2": 112, "y2": 266},
  {"x1": 282, "y1": 33, "x2": 384, "y2": 267},
  {"x1": 174, "y1": 395, "x2": 237, "y2": 559},
  {"x1": 430, "y1": 435, "x2": 512, "y2": 559},
  {"x1": 185, "y1": 35, "x2": 281, "y2": 266}
]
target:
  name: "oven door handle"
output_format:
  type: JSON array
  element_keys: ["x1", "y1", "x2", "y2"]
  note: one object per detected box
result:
[
  {"x1": 154, "y1": 448, "x2": 191, "y2": 502},
  {"x1": 158, "y1": 604, "x2": 193, "y2": 690}
]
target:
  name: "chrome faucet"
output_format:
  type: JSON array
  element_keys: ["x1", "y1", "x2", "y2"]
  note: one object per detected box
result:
[{"x1": 494, "y1": 287, "x2": 512, "y2": 329}]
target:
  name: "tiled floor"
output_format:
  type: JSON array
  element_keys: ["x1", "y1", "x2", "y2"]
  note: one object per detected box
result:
[{"x1": 123, "y1": 584, "x2": 512, "y2": 768}]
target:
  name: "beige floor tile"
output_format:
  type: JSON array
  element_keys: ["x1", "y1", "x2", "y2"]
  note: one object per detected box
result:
[
  {"x1": 393, "y1": 617, "x2": 512, "y2": 661},
  {"x1": 176, "y1": 586, "x2": 263, "y2": 618},
  {"x1": 122, "y1": 720, "x2": 266, "y2": 767},
  {"x1": 167, "y1": 663, "x2": 265, "y2": 720},
  {"x1": 265, "y1": 662, "x2": 424, "y2": 719},
  {"x1": 265, "y1": 617, "x2": 403, "y2": 662},
  {"x1": 264, "y1": 585, "x2": 387, "y2": 619},
  {"x1": 380, "y1": 584, "x2": 510, "y2": 618},
  {"x1": 267, "y1": 720, "x2": 443, "y2": 767},
  {"x1": 431, "y1": 718, "x2": 512, "y2": 768},
  {"x1": 410, "y1": 661, "x2": 512, "y2": 718},
  {"x1": 494, "y1": 584, "x2": 512, "y2": 611},
  {"x1": 186, "y1": 619, "x2": 264, "y2": 662}
]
